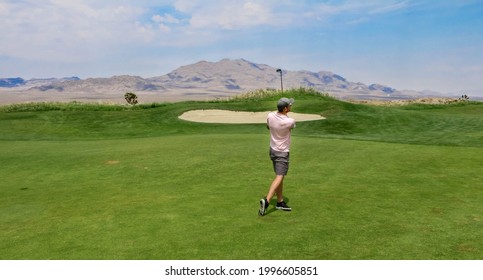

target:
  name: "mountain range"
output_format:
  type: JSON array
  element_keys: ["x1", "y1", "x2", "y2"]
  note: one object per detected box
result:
[{"x1": 0, "y1": 59, "x2": 458, "y2": 103}]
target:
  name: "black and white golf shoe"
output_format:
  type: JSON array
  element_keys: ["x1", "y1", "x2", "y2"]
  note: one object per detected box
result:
[
  {"x1": 276, "y1": 201, "x2": 292, "y2": 211},
  {"x1": 258, "y1": 198, "x2": 269, "y2": 216}
]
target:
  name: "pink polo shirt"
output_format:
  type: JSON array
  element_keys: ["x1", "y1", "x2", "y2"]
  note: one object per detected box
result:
[{"x1": 267, "y1": 111, "x2": 296, "y2": 152}]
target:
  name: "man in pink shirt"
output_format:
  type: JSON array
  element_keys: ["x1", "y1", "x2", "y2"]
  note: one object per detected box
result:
[{"x1": 259, "y1": 97, "x2": 295, "y2": 216}]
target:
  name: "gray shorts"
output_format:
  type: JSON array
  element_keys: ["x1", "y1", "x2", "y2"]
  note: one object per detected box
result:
[{"x1": 270, "y1": 148, "x2": 290, "y2": 176}]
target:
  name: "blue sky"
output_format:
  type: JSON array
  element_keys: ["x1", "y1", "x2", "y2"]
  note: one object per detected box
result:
[{"x1": 1, "y1": 0, "x2": 482, "y2": 94}]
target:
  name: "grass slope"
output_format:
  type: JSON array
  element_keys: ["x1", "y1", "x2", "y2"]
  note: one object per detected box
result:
[{"x1": 0, "y1": 89, "x2": 482, "y2": 259}]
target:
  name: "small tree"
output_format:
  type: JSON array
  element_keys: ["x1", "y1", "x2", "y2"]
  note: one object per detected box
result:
[{"x1": 124, "y1": 92, "x2": 138, "y2": 105}]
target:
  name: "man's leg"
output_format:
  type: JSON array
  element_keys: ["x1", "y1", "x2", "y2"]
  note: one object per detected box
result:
[
  {"x1": 261, "y1": 150, "x2": 289, "y2": 216},
  {"x1": 275, "y1": 181, "x2": 284, "y2": 202},
  {"x1": 266, "y1": 175, "x2": 284, "y2": 203},
  {"x1": 273, "y1": 177, "x2": 291, "y2": 211},
  {"x1": 260, "y1": 175, "x2": 284, "y2": 216}
]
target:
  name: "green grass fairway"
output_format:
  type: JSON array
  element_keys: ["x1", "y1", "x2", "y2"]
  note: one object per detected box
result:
[{"x1": 1, "y1": 90, "x2": 482, "y2": 259}]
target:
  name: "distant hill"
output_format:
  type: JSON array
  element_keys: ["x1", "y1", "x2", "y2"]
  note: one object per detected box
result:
[
  {"x1": 0, "y1": 59, "x2": 462, "y2": 101},
  {"x1": 148, "y1": 58, "x2": 403, "y2": 99},
  {"x1": 0, "y1": 78, "x2": 25, "y2": 87},
  {"x1": 0, "y1": 77, "x2": 81, "y2": 88},
  {"x1": 28, "y1": 75, "x2": 164, "y2": 93},
  {"x1": 24, "y1": 77, "x2": 81, "y2": 87}
]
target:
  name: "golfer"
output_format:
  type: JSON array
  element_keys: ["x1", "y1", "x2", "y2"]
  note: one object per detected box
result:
[{"x1": 259, "y1": 97, "x2": 295, "y2": 216}]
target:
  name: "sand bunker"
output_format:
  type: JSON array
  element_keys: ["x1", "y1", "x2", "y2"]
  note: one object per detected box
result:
[{"x1": 179, "y1": 109, "x2": 325, "y2": 124}]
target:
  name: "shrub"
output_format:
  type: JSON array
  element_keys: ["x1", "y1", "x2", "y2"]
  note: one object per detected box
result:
[{"x1": 124, "y1": 92, "x2": 138, "y2": 105}]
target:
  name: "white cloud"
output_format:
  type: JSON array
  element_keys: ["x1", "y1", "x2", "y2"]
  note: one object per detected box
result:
[
  {"x1": 0, "y1": 2, "x2": 9, "y2": 15},
  {"x1": 152, "y1": 14, "x2": 180, "y2": 25},
  {"x1": 0, "y1": 0, "x2": 149, "y2": 62},
  {"x1": 129, "y1": 0, "x2": 289, "y2": 47},
  {"x1": 0, "y1": 0, "x2": 412, "y2": 61},
  {"x1": 368, "y1": 1, "x2": 411, "y2": 14},
  {"x1": 151, "y1": 13, "x2": 182, "y2": 33},
  {"x1": 175, "y1": 0, "x2": 281, "y2": 30},
  {"x1": 305, "y1": 0, "x2": 411, "y2": 19}
]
